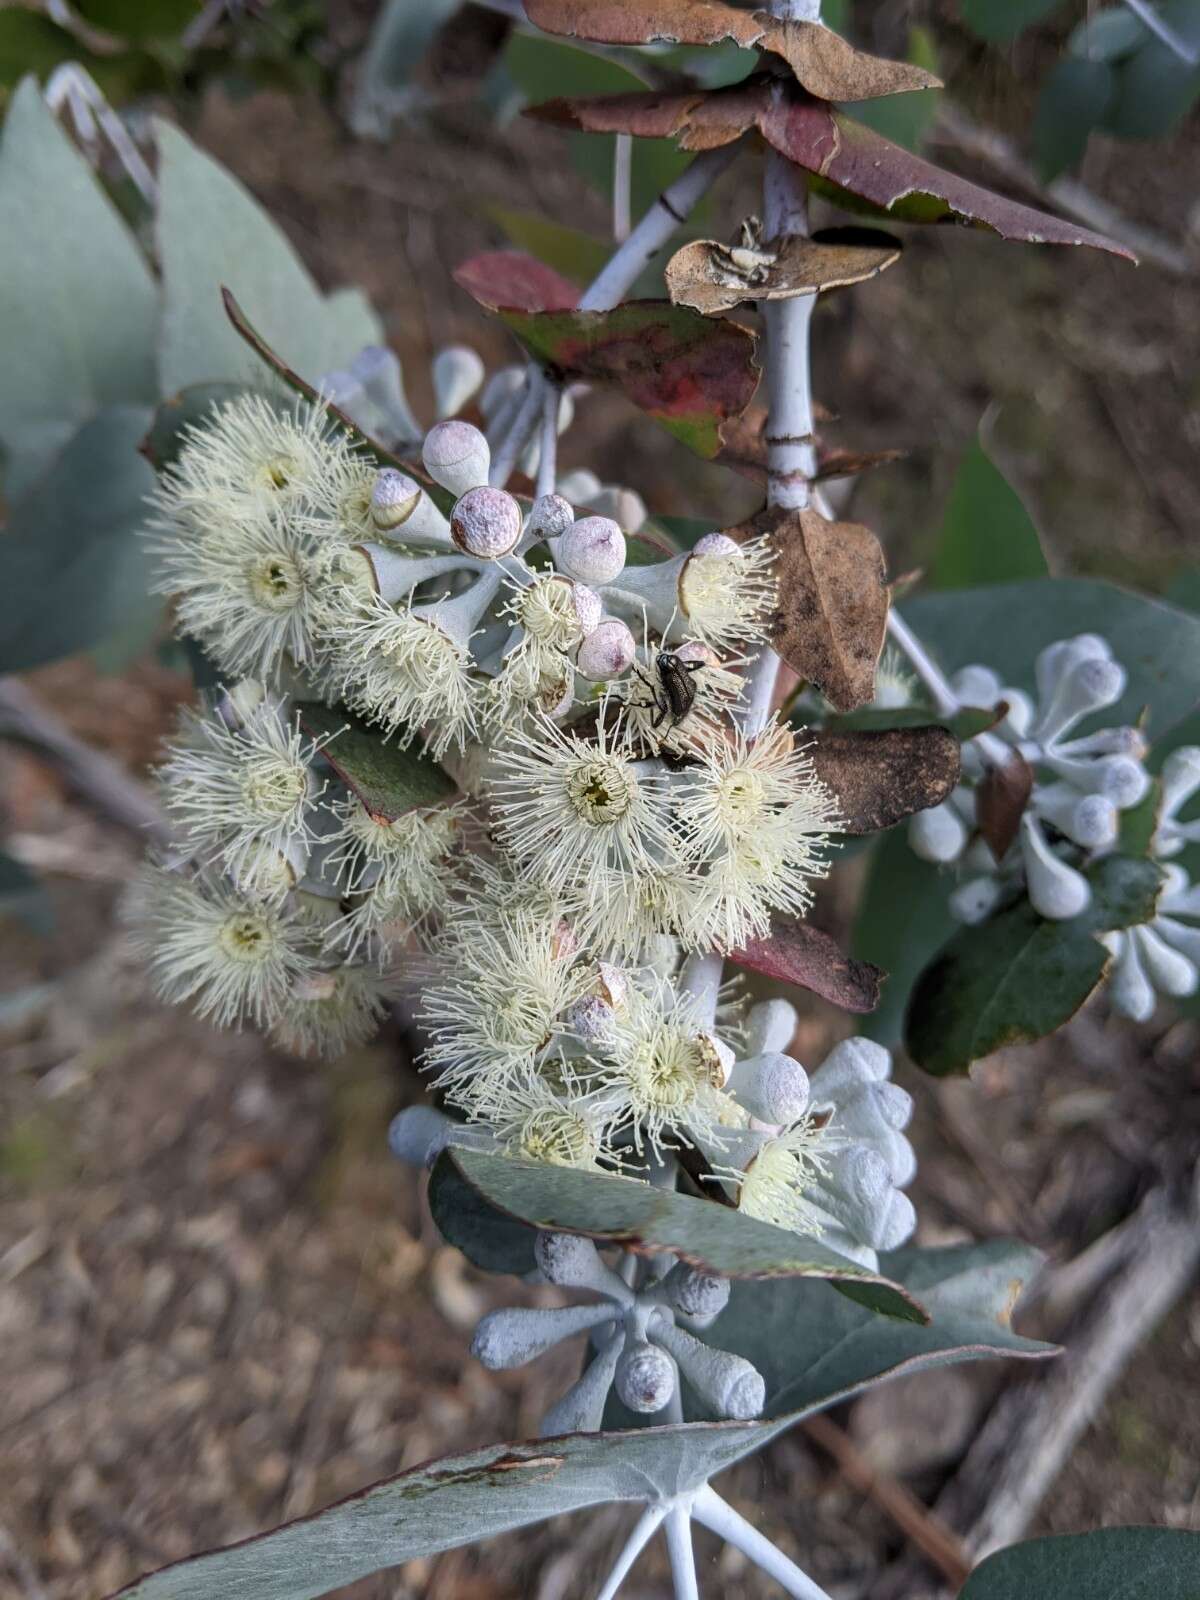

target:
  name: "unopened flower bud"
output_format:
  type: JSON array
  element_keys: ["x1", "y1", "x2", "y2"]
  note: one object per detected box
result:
[
  {"x1": 472, "y1": 1303, "x2": 618, "y2": 1370},
  {"x1": 728, "y1": 1051, "x2": 810, "y2": 1124},
  {"x1": 388, "y1": 1105, "x2": 457, "y2": 1168},
  {"x1": 909, "y1": 801, "x2": 968, "y2": 864},
  {"x1": 575, "y1": 618, "x2": 636, "y2": 681},
  {"x1": 650, "y1": 1320, "x2": 764, "y2": 1421},
  {"x1": 529, "y1": 493, "x2": 574, "y2": 540},
  {"x1": 1162, "y1": 746, "x2": 1200, "y2": 814},
  {"x1": 557, "y1": 467, "x2": 602, "y2": 504},
  {"x1": 539, "y1": 1332, "x2": 624, "y2": 1438},
  {"x1": 615, "y1": 1340, "x2": 676, "y2": 1414},
  {"x1": 480, "y1": 365, "x2": 523, "y2": 423},
  {"x1": 563, "y1": 994, "x2": 616, "y2": 1043},
  {"x1": 1102, "y1": 931, "x2": 1155, "y2": 1021},
  {"x1": 1037, "y1": 656, "x2": 1126, "y2": 746},
  {"x1": 431, "y1": 344, "x2": 485, "y2": 418},
  {"x1": 1135, "y1": 925, "x2": 1198, "y2": 998},
  {"x1": 451, "y1": 485, "x2": 522, "y2": 559},
  {"x1": 422, "y1": 420, "x2": 490, "y2": 497},
  {"x1": 664, "y1": 1265, "x2": 731, "y2": 1325},
  {"x1": 692, "y1": 532, "x2": 739, "y2": 560},
  {"x1": 950, "y1": 664, "x2": 1002, "y2": 705},
  {"x1": 371, "y1": 467, "x2": 422, "y2": 531},
  {"x1": 949, "y1": 875, "x2": 1004, "y2": 925},
  {"x1": 557, "y1": 515, "x2": 627, "y2": 585},
  {"x1": 1020, "y1": 814, "x2": 1090, "y2": 921},
  {"x1": 591, "y1": 485, "x2": 646, "y2": 533},
  {"x1": 745, "y1": 998, "x2": 799, "y2": 1058}
]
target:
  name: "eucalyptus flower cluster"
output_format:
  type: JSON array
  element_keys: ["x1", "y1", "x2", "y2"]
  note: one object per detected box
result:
[{"x1": 126, "y1": 682, "x2": 468, "y2": 1056}]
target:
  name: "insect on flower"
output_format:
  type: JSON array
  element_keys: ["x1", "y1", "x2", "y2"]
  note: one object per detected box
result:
[{"x1": 629, "y1": 651, "x2": 706, "y2": 733}]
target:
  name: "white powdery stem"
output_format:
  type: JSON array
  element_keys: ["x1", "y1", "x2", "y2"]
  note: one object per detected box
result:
[
  {"x1": 594, "y1": 1505, "x2": 669, "y2": 1600},
  {"x1": 613, "y1": 133, "x2": 633, "y2": 242},
  {"x1": 886, "y1": 607, "x2": 1012, "y2": 769},
  {"x1": 691, "y1": 1486, "x2": 836, "y2": 1600},
  {"x1": 665, "y1": 1507, "x2": 700, "y2": 1600},
  {"x1": 535, "y1": 382, "x2": 561, "y2": 502},
  {"x1": 489, "y1": 369, "x2": 546, "y2": 488},
  {"x1": 579, "y1": 144, "x2": 741, "y2": 312},
  {"x1": 1121, "y1": 0, "x2": 1200, "y2": 64}
]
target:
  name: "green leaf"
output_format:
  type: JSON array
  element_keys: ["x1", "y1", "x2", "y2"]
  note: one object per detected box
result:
[
  {"x1": 428, "y1": 1151, "x2": 538, "y2": 1276},
  {"x1": 569, "y1": 131, "x2": 697, "y2": 228},
  {"x1": 0, "y1": 407, "x2": 160, "y2": 674},
  {"x1": 490, "y1": 300, "x2": 758, "y2": 460},
  {"x1": 484, "y1": 204, "x2": 612, "y2": 287},
  {"x1": 845, "y1": 26, "x2": 942, "y2": 153},
  {"x1": 931, "y1": 436, "x2": 1048, "y2": 589},
  {"x1": 72, "y1": 0, "x2": 202, "y2": 42},
  {"x1": 905, "y1": 855, "x2": 1165, "y2": 1076},
  {"x1": 902, "y1": 578, "x2": 1200, "y2": 742},
  {"x1": 1034, "y1": 56, "x2": 1117, "y2": 181},
  {"x1": 0, "y1": 78, "x2": 157, "y2": 498},
  {"x1": 0, "y1": 13, "x2": 162, "y2": 101},
  {"x1": 959, "y1": 1528, "x2": 1200, "y2": 1600},
  {"x1": 707, "y1": 1239, "x2": 1055, "y2": 1421},
  {"x1": 853, "y1": 827, "x2": 959, "y2": 1047},
  {"x1": 504, "y1": 30, "x2": 649, "y2": 100},
  {"x1": 295, "y1": 702, "x2": 457, "y2": 821},
  {"x1": 1118, "y1": 777, "x2": 1163, "y2": 857},
  {"x1": 450, "y1": 1148, "x2": 928, "y2": 1322},
  {"x1": 155, "y1": 120, "x2": 385, "y2": 396},
  {"x1": 831, "y1": 705, "x2": 1003, "y2": 740},
  {"x1": 1104, "y1": 3, "x2": 1200, "y2": 140},
  {"x1": 961, "y1": 0, "x2": 1064, "y2": 44},
  {"x1": 1068, "y1": 8, "x2": 1147, "y2": 61}
]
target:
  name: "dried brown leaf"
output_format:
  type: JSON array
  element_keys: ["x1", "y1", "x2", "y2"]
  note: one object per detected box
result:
[
  {"x1": 975, "y1": 751, "x2": 1035, "y2": 863},
  {"x1": 733, "y1": 506, "x2": 889, "y2": 713},
  {"x1": 807, "y1": 726, "x2": 961, "y2": 834},
  {"x1": 530, "y1": 80, "x2": 1133, "y2": 257},
  {"x1": 730, "y1": 917, "x2": 885, "y2": 1013},
  {"x1": 665, "y1": 227, "x2": 901, "y2": 316},
  {"x1": 524, "y1": 2, "x2": 941, "y2": 101}
]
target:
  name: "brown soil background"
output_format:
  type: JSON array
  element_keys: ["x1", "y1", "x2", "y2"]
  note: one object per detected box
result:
[{"x1": 2, "y1": 3, "x2": 1199, "y2": 1597}]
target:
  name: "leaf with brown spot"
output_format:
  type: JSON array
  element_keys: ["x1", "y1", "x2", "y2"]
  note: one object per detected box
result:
[
  {"x1": 460, "y1": 299, "x2": 758, "y2": 460},
  {"x1": 530, "y1": 80, "x2": 1133, "y2": 257},
  {"x1": 735, "y1": 506, "x2": 889, "y2": 713},
  {"x1": 806, "y1": 726, "x2": 961, "y2": 834},
  {"x1": 524, "y1": 2, "x2": 941, "y2": 101},
  {"x1": 452, "y1": 250, "x2": 579, "y2": 313},
  {"x1": 976, "y1": 751, "x2": 1034, "y2": 863},
  {"x1": 665, "y1": 227, "x2": 901, "y2": 316},
  {"x1": 730, "y1": 918, "x2": 885, "y2": 1014}
]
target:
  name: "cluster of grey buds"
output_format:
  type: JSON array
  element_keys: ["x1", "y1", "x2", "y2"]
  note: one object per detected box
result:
[
  {"x1": 908, "y1": 636, "x2": 1150, "y2": 920},
  {"x1": 900, "y1": 635, "x2": 1200, "y2": 1021}
]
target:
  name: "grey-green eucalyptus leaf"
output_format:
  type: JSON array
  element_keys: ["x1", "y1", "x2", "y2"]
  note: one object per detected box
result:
[
  {"x1": 0, "y1": 78, "x2": 157, "y2": 497},
  {"x1": 450, "y1": 1149, "x2": 929, "y2": 1323},
  {"x1": 155, "y1": 121, "x2": 383, "y2": 396}
]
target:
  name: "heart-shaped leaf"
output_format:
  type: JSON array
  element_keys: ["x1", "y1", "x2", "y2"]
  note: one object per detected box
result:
[
  {"x1": 453, "y1": 249, "x2": 580, "y2": 312},
  {"x1": 665, "y1": 227, "x2": 901, "y2": 316},
  {"x1": 524, "y1": 1, "x2": 941, "y2": 100},
  {"x1": 296, "y1": 702, "x2": 457, "y2": 819},
  {"x1": 729, "y1": 918, "x2": 885, "y2": 1014},
  {"x1": 451, "y1": 1148, "x2": 928, "y2": 1321},
  {"x1": 464, "y1": 299, "x2": 758, "y2": 460},
  {"x1": 905, "y1": 854, "x2": 1166, "y2": 1076}
]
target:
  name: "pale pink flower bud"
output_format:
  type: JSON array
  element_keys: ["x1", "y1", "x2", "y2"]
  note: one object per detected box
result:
[
  {"x1": 575, "y1": 617, "x2": 636, "y2": 681},
  {"x1": 422, "y1": 420, "x2": 490, "y2": 497},
  {"x1": 451, "y1": 485, "x2": 522, "y2": 559}
]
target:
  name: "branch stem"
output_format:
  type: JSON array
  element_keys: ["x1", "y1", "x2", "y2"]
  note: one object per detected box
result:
[
  {"x1": 488, "y1": 368, "x2": 545, "y2": 488},
  {"x1": 886, "y1": 608, "x2": 1011, "y2": 768},
  {"x1": 1121, "y1": 0, "x2": 1200, "y2": 64},
  {"x1": 594, "y1": 1505, "x2": 668, "y2": 1600},
  {"x1": 535, "y1": 383, "x2": 561, "y2": 501},
  {"x1": 665, "y1": 1507, "x2": 700, "y2": 1600},
  {"x1": 692, "y1": 1486, "x2": 835, "y2": 1600}
]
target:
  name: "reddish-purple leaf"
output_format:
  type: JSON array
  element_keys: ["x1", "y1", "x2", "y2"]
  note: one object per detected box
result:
[
  {"x1": 807, "y1": 726, "x2": 962, "y2": 834},
  {"x1": 525, "y1": 2, "x2": 941, "y2": 101},
  {"x1": 453, "y1": 250, "x2": 579, "y2": 312},
  {"x1": 530, "y1": 82, "x2": 1134, "y2": 258},
  {"x1": 731, "y1": 918, "x2": 885, "y2": 1014},
  {"x1": 483, "y1": 300, "x2": 759, "y2": 459},
  {"x1": 976, "y1": 751, "x2": 1035, "y2": 863}
]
